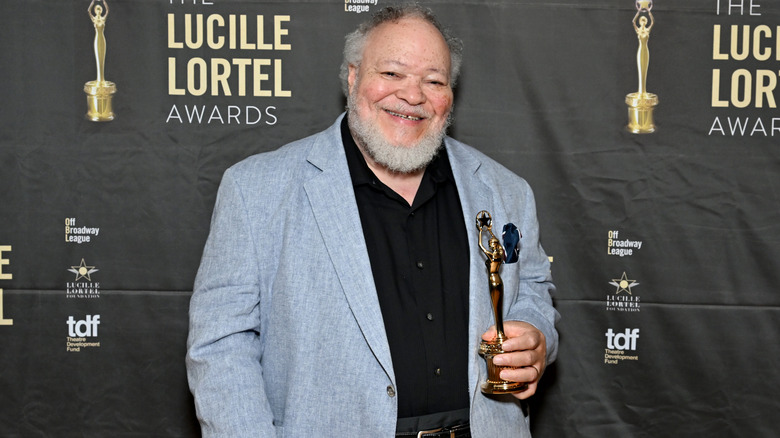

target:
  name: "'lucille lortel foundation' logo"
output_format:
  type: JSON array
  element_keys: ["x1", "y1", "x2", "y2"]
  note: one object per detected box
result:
[
  {"x1": 66, "y1": 259, "x2": 101, "y2": 298},
  {"x1": 606, "y1": 272, "x2": 641, "y2": 312}
]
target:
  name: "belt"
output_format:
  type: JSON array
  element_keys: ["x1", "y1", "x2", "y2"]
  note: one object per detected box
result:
[{"x1": 395, "y1": 423, "x2": 471, "y2": 438}]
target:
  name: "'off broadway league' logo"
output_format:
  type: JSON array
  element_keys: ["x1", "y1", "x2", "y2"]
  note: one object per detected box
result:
[
  {"x1": 606, "y1": 230, "x2": 643, "y2": 257},
  {"x1": 65, "y1": 217, "x2": 100, "y2": 244}
]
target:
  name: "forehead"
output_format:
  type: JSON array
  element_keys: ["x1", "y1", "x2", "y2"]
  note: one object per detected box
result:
[{"x1": 362, "y1": 17, "x2": 451, "y2": 73}]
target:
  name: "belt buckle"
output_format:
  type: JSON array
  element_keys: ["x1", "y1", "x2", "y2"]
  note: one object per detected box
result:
[{"x1": 416, "y1": 427, "x2": 443, "y2": 438}]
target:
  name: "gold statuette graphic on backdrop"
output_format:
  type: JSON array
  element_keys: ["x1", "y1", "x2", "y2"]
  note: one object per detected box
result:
[
  {"x1": 475, "y1": 211, "x2": 527, "y2": 394},
  {"x1": 84, "y1": 0, "x2": 116, "y2": 122},
  {"x1": 626, "y1": 1, "x2": 658, "y2": 134}
]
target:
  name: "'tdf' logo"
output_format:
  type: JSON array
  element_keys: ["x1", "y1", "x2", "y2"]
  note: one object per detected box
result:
[
  {"x1": 67, "y1": 315, "x2": 100, "y2": 337},
  {"x1": 605, "y1": 328, "x2": 639, "y2": 350}
]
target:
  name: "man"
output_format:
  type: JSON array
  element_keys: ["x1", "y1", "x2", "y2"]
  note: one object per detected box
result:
[{"x1": 186, "y1": 5, "x2": 558, "y2": 437}]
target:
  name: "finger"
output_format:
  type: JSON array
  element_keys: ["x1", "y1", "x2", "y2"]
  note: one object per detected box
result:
[
  {"x1": 501, "y1": 367, "x2": 540, "y2": 401},
  {"x1": 510, "y1": 381, "x2": 539, "y2": 400},
  {"x1": 493, "y1": 350, "x2": 537, "y2": 369},
  {"x1": 501, "y1": 320, "x2": 538, "y2": 338},
  {"x1": 499, "y1": 364, "x2": 541, "y2": 385},
  {"x1": 481, "y1": 325, "x2": 497, "y2": 342},
  {"x1": 501, "y1": 330, "x2": 543, "y2": 352}
]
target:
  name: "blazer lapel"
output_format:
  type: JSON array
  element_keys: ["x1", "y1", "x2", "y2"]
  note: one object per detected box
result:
[
  {"x1": 445, "y1": 139, "x2": 495, "y2": 399},
  {"x1": 303, "y1": 118, "x2": 395, "y2": 383}
]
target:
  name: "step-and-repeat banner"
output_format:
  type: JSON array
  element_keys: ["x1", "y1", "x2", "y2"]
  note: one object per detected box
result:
[{"x1": 1, "y1": 0, "x2": 778, "y2": 436}]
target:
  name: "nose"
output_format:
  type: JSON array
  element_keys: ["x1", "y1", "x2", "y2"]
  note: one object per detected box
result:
[{"x1": 395, "y1": 78, "x2": 426, "y2": 106}]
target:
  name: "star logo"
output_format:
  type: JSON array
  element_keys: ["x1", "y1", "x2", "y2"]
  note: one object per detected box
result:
[
  {"x1": 476, "y1": 210, "x2": 493, "y2": 230},
  {"x1": 68, "y1": 259, "x2": 99, "y2": 281},
  {"x1": 609, "y1": 272, "x2": 639, "y2": 295}
]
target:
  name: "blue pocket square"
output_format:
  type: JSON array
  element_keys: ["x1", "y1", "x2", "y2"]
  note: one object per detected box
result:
[{"x1": 502, "y1": 223, "x2": 521, "y2": 264}]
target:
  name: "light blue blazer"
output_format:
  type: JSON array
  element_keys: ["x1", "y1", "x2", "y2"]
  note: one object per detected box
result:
[{"x1": 186, "y1": 114, "x2": 559, "y2": 437}]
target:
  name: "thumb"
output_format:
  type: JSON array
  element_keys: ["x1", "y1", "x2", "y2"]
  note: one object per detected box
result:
[{"x1": 481, "y1": 325, "x2": 497, "y2": 341}]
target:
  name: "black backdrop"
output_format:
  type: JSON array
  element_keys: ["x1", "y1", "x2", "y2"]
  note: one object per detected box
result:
[{"x1": 1, "y1": 0, "x2": 779, "y2": 436}]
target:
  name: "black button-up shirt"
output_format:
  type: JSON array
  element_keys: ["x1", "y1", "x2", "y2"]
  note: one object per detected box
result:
[{"x1": 341, "y1": 117, "x2": 470, "y2": 419}]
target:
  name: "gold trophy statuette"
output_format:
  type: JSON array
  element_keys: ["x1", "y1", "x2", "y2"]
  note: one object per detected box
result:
[
  {"x1": 626, "y1": 0, "x2": 658, "y2": 134},
  {"x1": 84, "y1": 0, "x2": 116, "y2": 122},
  {"x1": 476, "y1": 211, "x2": 527, "y2": 394}
]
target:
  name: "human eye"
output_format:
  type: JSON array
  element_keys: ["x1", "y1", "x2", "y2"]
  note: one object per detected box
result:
[
  {"x1": 426, "y1": 77, "x2": 448, "y2": 87},
  {"x1": 424, "y1": 71, "x2": 449, "y2": 86}
]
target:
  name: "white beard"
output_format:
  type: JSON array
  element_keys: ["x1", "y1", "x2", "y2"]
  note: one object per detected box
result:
[{"x1": 347, "y1": 92, "x2": 451, "y2": 174}]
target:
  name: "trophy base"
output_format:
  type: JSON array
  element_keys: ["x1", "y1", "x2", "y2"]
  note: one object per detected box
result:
[
  {"x1": 84, "y1": 80, "x2": 116, "y2": 122},
  {"x1": 625, "y1": 92, "x2": 658, "y2": 134},
  {"x1": 479, "y1": 339, "x2": 528, "y2": 395}
]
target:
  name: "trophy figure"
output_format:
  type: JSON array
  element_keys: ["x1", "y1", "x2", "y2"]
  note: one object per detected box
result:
[
  {"x1": 476, "y1": 211, "x2": 527, "y2": 394},
  {"x1": 84, "y1": 0, "x2": 116, "y2": 121},
  {"x1": 625, "y1": 0, "x2": 658, "y2": 134}
]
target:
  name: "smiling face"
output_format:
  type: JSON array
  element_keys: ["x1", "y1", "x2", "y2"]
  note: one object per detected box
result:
[{"x1": 346, "y1": 17, "x2": 454, "y2": 173}]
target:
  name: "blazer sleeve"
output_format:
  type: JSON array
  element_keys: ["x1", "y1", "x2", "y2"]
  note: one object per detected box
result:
[{"x1": 185, "y1": 167, "x2": 277, "y2": 437}]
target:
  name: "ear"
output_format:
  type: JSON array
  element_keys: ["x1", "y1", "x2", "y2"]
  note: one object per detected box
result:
[{"x1": 347, "y1": 64, "x2": 358, "y2": 94}]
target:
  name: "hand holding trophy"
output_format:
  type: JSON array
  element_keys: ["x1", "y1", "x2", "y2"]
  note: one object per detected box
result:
[{"x1": 475, "y1": 210, "x2": 527, "y2": 394}]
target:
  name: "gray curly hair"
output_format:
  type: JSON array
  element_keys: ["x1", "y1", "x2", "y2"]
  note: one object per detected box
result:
[{"x1": 338, "y1": 4, "x2": 464, "y2": 96}]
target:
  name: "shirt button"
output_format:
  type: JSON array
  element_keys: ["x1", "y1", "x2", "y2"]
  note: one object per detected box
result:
[
  {"x1": 387, "y1": 386, "x2": 396, "y2": 397},
  {"x1": 426, "y1": 313, "x2": 434, "y2": 321},
  {"x1": 434, "y1": 368, "x2": 442, "y2": 376},
  {"x1": 416, "y1": 261, "x2": 424, "y2": 269}
]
